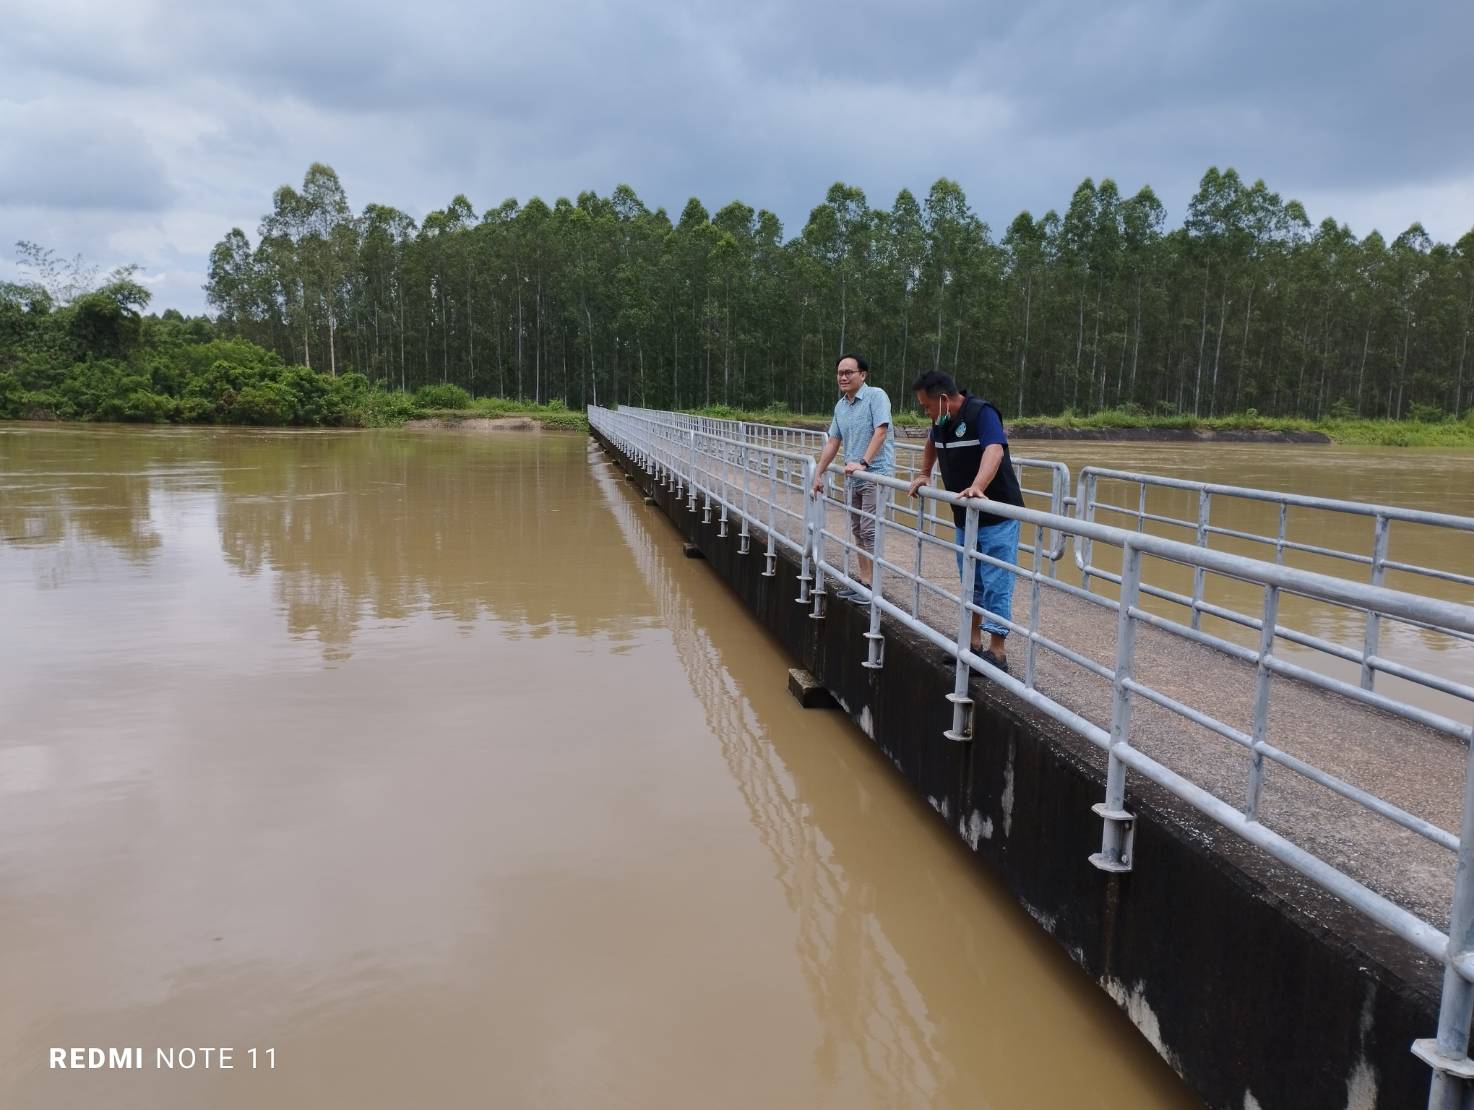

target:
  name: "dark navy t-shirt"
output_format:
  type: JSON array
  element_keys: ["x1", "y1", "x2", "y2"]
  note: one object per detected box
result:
[{"x1": 929, "y1": 393, "x2": 1024, "y2": 528}]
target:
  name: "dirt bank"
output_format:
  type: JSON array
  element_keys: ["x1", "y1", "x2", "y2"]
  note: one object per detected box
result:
[
  {"x1": 1006, "y1": 424, "x2": 1332, "y2": 443},
  {"x1": 795, "y1": 421, "x2": 1330, "y2": 444},
  {"x1": 404, "y1": 416, "x2": 544, "y2": 432}
]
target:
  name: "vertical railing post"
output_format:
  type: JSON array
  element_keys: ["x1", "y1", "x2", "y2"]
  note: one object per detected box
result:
[
  {"x1": 912, "y1": 493, "x2": 925, "y2": 617},
  {"x1": 863, "y1": 483, "x2": 888, "y2": 670},
  {"x1": 1046, "y1": 463, "x2": 1067, "y2": 580},
  {"x1": 763, "y1": 452, "x2": 777, "y2": 577},
  {"x1": 1275, "y1": 501, "x2": 1289, "y2": 565},
  {"x1": 1362, "y1": 514, "x2": 1389, "y2": 690},
  {"x1": 738, "y1": 443, "x2": 750, "y2": 554},
  {"x1": 1245, "y1": 585, "x2": 1280, "y2": 820},
  {"x1": 1091, "y1": 541, "x2": 1140, "y2": 872},
  {"x1": 1027, "y1": 522, "x2": 1043, "y2": 689},
  {"x1": 1191, "y1": 489, "x2": 1211, "y2": 631},
  {"x1": 809, "y1": 467, "x2": 828, "y2": 621},
  {"x1": 1080, "y1": 472, "x2": 1099, "y2": 591},
  {"x1": 797, "y1": 459, "x2": 816, "y2": 605},
  {"x1": 1414, "y1": 713, "x2": 1474, "y2": 1110},
  {"x1": 685, "y1": 430, "x2": 696, "y2": 508},
  {"x1": 943, "y1": 505, "x2": 980, "y2": 742}
]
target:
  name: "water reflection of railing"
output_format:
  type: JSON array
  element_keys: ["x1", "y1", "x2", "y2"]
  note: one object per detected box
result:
[
  {"x1": 595, "y1": 453, "x2": 942, "y2": 1104},
  {"x1": 590, "y1": 405, "x2": 1474, "y2": 1108}
]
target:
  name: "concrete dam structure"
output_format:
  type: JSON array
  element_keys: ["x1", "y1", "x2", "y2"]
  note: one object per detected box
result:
[{"x1": 591, "y1": 406, "x2": 1474, "y2": 1110}]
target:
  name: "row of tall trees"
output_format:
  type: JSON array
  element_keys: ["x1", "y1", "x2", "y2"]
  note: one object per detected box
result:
[{"x1": 206, "y1": 164, "x2": 1474, "y2": 419}]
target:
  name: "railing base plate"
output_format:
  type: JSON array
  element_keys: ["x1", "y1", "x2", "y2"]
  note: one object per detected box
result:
[
  {"x1": 1090, "y1": 803, "x2": 1137, "y2": 873},
  {"x1": 1088, "y1": 852, "x2": 1133, "y2": 874},
  {"x1": 1412, "y1": 1039, "x2": 1474, "y2": 1081}
]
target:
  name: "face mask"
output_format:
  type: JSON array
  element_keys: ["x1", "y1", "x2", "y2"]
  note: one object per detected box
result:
[{"x1": 934, "y1": 410, "x2": 950, "y2": 427}]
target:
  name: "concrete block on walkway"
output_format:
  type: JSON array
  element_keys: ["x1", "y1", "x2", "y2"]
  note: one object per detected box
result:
[
  {"x1": 788, "y1": 668, "x2": 836, "y2": 709},
  {"x1": 682, "y1": 543, "x2": 705, "y2": 559}
]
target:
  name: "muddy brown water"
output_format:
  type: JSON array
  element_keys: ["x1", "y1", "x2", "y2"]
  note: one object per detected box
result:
[{"x1": 15, "y1": 424, "x2": 1461, "y2": 1108}]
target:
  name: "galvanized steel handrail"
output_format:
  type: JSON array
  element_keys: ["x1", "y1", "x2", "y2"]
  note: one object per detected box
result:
[
  {"x1": 1072, "y1": 466, "x2": 1474, "y2": 719},
  {"x1": 618, "y1": 406, "x2": 1074, "y2": 565},
  {"x1": 590, "y1": 405, "x2": 1474, "y2": 1106}
]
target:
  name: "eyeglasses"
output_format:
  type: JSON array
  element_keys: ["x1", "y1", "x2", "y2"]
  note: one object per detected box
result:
[{"x1": 836, "y1": 370, "x2": 860, "y2": 378}]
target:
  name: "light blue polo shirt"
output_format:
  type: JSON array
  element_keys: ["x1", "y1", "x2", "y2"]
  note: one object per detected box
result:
[{"x1": 827, "y1": 383, "x2": 895, "y2": 475}]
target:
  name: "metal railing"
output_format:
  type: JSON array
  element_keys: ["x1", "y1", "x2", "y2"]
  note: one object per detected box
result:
[
  {"x1": 591, "y1": 405, "x2": 1474, "y2": 1108},
  {"x1": 618, "y1": 406, "x2": 1073, "y2": 568},
  {"x1": 1073, "y1": 467, "x2": 1474, "y2": 735}
]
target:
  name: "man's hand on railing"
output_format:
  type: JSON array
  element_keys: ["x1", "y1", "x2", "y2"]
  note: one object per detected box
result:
[
  {"x1": 958, "y1": 483, "x2": 991, "y2": 501},
  {"x1": 810, "y1": 476, "x2": 825, "y2": 499},
  {"x1": 907, "y1": 475, "x2": 929, "y2": 498}
]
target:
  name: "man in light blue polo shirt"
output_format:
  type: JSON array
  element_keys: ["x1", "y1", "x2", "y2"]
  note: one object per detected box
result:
[{"x1": 809, "y1": 353, "x2": 895, "y2": 601}]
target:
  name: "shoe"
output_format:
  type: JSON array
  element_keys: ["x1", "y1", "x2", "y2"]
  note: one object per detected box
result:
[
  {"x1": 835, "y1": 586, "x2": 867, "y2": 603},
  {"x1": 979, "y1": 650, "x2": 1010, "y2": 675}
]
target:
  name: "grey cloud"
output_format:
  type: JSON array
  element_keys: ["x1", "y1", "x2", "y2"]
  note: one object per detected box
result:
[
  {"x1": 0, "y1": 105, "x2": 174, "y2": 212},
  {"x1": 3, "y1": 0, "x2": 1471, "y2": 315}
]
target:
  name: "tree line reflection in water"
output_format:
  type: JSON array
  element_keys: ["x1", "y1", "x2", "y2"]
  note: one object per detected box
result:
[{"x1": 1, "y1": 426, "x2": 648, "y2": 660}]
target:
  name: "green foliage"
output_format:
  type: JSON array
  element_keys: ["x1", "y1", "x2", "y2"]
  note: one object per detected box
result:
[
  {"x1": 413, "y1": 382, "x2": 472, "y2": 409},
  {"x1": 0, "y1": 370, "x2": 22, "y2": 419},
  {"x1": 1407, "y1": 402, "x2": 1450, "y2": 424},
  {"x1": 0, "y1": 279, "x2": 419, "y2": 428}
]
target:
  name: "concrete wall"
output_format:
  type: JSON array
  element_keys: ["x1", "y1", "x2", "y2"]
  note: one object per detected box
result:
[{"x1": 596, "y1": 432, "x2": 1443, "y2": 1110}]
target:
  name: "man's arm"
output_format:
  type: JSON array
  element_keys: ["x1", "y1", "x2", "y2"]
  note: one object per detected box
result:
[
  {"x1": 811, "y1": 435, "x2": 842, "y2": 497},
  {"x1": 908, "y1": 439, "x2": 937, "y2": 497},
  {"x1": 843, "y1": 424, "x2": 890, "y2": 476},
  {"x1": 958, "y1": 445, "x2": 1004, "y2": 500}
]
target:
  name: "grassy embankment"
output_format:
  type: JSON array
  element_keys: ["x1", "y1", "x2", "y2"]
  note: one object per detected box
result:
[
  {"x1": 411, "y1": 394, "x2": 589, "y2": 431},
  {"x1": 679, "y1": 404, "x2": 1474, "y2": 448}
]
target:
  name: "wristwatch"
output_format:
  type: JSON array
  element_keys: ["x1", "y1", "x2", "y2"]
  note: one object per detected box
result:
[{"x1": 859, "y1": 459, "x2": 871, "y2": 470}]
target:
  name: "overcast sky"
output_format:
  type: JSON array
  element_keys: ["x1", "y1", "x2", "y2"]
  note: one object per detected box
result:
[{"x1": 3, "y1": 0, "x2": 1471, "y2": 315}]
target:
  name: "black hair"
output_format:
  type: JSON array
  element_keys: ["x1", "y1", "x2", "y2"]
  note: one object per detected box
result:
[
  {"x1": 835, "y1": 353, "x2": 869, "y2": 373},
  {"x1": 910, "y1": 370, "x2": 958, "y2": 397}
]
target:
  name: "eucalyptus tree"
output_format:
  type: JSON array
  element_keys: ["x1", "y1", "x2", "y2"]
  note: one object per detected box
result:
[
  {"x1": 921, "y1": 178, "x2": 985, "y2": 375},
  {"x1": 258, "y1": 183, "x2": 313, "y2": 368},
  {"x1": 750, "y1": 209, "x2": 787, "y2": 406},
  {"x1": 357, "y1": 204, "x2": 416, "y2": 388},
  {"x1": 1119, "y1": 186, "x2": 1165, "y2": 406},
  {"x1": 1455, "y1": 229, "x2": 1474, "y2": 415},
  {"x1": 872, "y1": 189, "x2": 926, "y2": 399},
  {"x1": 195, "y1": 162, "x2": 1474, "y2": 422},
  {"x1": 668, "y1": 198, "x2": 717, "y2": 405},
  {"x1": 1058, "y1": 178, "x2": 1099, "y2": 408},
  {"x1": 205, "y1": 229, "x2": 260, "y2": 342},
  {"x1": 513, "y1": 197, "x2": 554, "y2": 402},
  {"x1": 1388, "y1": 224, "x2": 1433, "y2": 418},
  {"x1": 297, "y1": 164, "x2": 356, "y2": 377},
  {"x1": 712, "y1": 200, "x2": 759, "y2": 405},
  {"x1": 1183, "y1": 167, "x2": 1245, "y2": 415}
]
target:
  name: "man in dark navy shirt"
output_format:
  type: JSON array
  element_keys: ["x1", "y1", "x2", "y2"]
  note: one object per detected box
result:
[{"x1": 906, "y1": 371, "x2": 1023, "y2": 673}]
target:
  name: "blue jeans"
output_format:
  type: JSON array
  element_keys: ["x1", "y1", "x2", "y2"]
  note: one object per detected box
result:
[{"x1": 955, "y1": 518, "x2": 1020, "y2": 639}]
